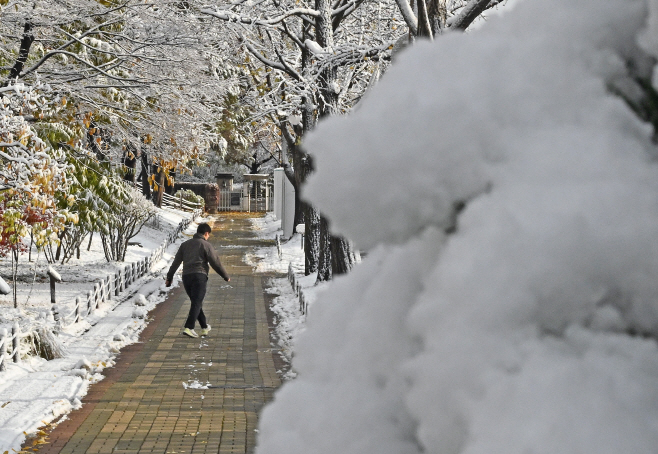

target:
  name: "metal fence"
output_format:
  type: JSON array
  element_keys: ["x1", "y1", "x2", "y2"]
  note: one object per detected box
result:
[
  {"x1": 0, "y1": 209, "x2": 201, "y2": 371},
  {"x1": 288, "y1": 262, "x2": 308, "y2": 316},
  {"x1": 218, "y1": 190, "x2": 243, "y2": 212}
]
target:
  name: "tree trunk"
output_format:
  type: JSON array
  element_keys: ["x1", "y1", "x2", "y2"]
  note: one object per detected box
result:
[
  {"x1": 315, "y1": 0, "x2": 338, "y2": 117},
  {"x1": 123, "y1": 143, "x2": 137, "y2": 183},
  {"x1": 304, "y1": 202, "x2": 320, "y2": 275},
  {"x1": 286, "y1": 118, "x2": 318, "y2": 272},
  {"x1": 417, "y1": 0, "x2": 433, "y2": 38},
  {"x1": 331, "y1": 235, "x2": 353, "y2": 275},
  {"x1": 5, "y1": 21, "x2": 34, "y2": 85},
  {"x1": 154, "y1": 170, "x2": 165, "y2": 207},
  {"x1": 427, "y1": 0, "x2": 447, "y2": 35},
  {"x1": 139, "y1": 148, "x2": 152, "y2": 199},
  {"x1": 55, "y1": 230, "x2": 64, "y2": 261},
  {"x1": 87, "y1": 123, "x2": 106, "y2": 161},
  {"x1": 315, "y1": 0, "x2": 355, "y2": 282},
  {"x1": 316, "y1": 215, "x2": 332, "y2": 282}
]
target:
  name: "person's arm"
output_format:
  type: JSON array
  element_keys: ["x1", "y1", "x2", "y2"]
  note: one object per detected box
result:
[
  {"x1": 206, "y1": 244, "x2": 230, "y2": 281},
  {"x1": 165, "y1": 246, "x2": 184, "y2": 286}
]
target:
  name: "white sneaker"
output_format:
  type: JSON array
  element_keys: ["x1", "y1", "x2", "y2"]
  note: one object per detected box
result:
[
  {"x1": 183, "y1": 328, "x2": 198, "y2": 338},
  {"x1": 200, "y1": 325, "x2": 211, "y2": 336}
]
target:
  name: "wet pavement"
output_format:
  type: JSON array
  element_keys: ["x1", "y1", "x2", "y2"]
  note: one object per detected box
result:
[{"x1": 33, "y1": 213, "x2": 285, "y2": 454}]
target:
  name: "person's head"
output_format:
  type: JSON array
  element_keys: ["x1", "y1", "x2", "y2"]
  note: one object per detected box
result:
[{"x1": 197, "y1": 223, "x2": 212, "y2": 238}]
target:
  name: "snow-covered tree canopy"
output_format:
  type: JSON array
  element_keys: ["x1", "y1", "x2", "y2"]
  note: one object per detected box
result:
[
  {"x1": 199, "y1": 0, "x2": 407, "y2": 134},
  {"x1": 0, "y1": 0, "x2": 237, "y2": 174},
  {"x1": 0, "y1": 83, "x2": 68, "y2": 199},
  {"x1": 0, "y1": 1, "x2": 247, "y2": 270}
]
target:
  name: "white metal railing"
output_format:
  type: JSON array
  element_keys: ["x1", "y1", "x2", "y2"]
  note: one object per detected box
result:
[
  {"x1": 288, "y1": 262, "x2": 308, "y2": 316},
  {"x1": 131, "y1": 182, "x2": 204, "y2": 213},
  {"x1": 0, "y1": 323, "x2": 22, "y2": 372},
  {"x1": 161, "y1": 191, "x2": 204, "y2": 212},
  {"x1": 0, "y1": 209, "x2": 201, "y2": 370}
]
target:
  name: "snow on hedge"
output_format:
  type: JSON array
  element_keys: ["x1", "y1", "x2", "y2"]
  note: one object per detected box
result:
[{"x1": 255, "y1": 0, "x2": 658, "y2": 453}]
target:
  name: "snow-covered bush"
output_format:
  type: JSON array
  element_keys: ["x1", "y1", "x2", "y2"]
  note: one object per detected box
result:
[
  {"x1": 100, "y1": 186, "x2": 156, "y2": 262},
  {"x1": 173, "y1": 189, "x2": 205, "y2": 209},
  {"x1": 49, "y1": 154, "x2": 116, "y2": 264},
  {"x1": 255, "y1": 0, "x2": 658, "y2": 453},
  {"x1": 26, "y1": 326, "x2": 67, "y2": 360}
]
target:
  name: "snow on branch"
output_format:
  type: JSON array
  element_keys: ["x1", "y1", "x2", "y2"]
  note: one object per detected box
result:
[
  {"x1": 244, "y1": 39, "x2": 304, "y2": 81},
  {"x1": 21, "y1": 51, "x2": 143, "y2": 82},
  {"x1": 394, "y1": 0, "x2": 418, "y2": 35},
  {"x1": 332, "y1": 0, "x2": 364, "y2": 17},
  {"x1": 448, "y1": 0, "x2": 495, "y2": 29},
  {"x1": 0, "y1": 142, "x2": 28, "y2": 151},
  {"x1": 200, "y1": 8, "x2": 320, "y2": 25}
]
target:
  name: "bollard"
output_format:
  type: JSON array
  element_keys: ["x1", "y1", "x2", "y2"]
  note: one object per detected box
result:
[
  {"x1": 48, "y1": 267, "x2": 62, "y2": 321},
  {"x1": 75, "y1": 297, "x2": 81, "y2": 323},
  {"x1": 51, "y1": 304, "x2": 59, "y2": 324},
  {"x1": 12, "y1": 323, "x2": 19, "y2": 364},
  {"x1": 94, "y1": 283, "x2": 100, "y2": 309},
  {"x1": 99, "y1": 280, "x2": 105, "y2": 306},
  {"x1": 107, "y1": 275, "x2": 112, "y2": 301},
  {"x1": 87, "y1": 290, "x2": 93, "y2": 315}
]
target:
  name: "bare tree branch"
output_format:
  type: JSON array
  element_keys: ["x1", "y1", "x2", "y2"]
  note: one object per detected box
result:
[
  {"x1": 394, "y1": 0, "x2": 418, "y2": 35},
  {"x1": 200, "y1": 8, "x2": 319, "y2": 25},
  {"x1": 449, "y1": 0, "x2": 492, "y2": 30}
]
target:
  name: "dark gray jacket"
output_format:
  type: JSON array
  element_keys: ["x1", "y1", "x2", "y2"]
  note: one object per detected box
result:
[{"x1": 166, "y1": 233, "x2": 229, "y2": 281}]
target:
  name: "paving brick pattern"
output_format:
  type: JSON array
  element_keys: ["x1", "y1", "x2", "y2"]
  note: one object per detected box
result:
[{"x1": 34, "y1": 214, "x2": 283, "y2": 454}]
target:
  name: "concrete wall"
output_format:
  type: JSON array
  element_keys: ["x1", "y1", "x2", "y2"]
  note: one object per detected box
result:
[{"x1": 273, "y1": 168, "x2": 295, "y2": 238}]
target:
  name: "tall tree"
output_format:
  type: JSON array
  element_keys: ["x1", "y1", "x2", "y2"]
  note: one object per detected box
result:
[{"x1": 199, "y1": 0, "x2": 405, "y2": 278}]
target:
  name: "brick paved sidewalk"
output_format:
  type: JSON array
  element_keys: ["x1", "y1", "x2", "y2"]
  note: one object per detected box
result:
[{"x1": 32, "y1": 214, "x2": 284, "y2": 454}]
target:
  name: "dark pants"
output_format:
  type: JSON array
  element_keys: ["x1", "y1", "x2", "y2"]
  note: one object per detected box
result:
[{"x1": 182, "y1": 273, "x2": 208, "y2": 330}]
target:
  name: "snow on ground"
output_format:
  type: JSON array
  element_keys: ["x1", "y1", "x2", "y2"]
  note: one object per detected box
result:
[
  {"x1": 254, "y1": 0, "x2": 658, "y2": 453},
  {"x1": 0, "y1": 207, "x2": 204, "y2": 453},
  {"x1": 247, "y1": 213, "x2": 324, "y2": 378},
  {"x1": 246, "y1": 212, "x2": 304, "y2": 275}
]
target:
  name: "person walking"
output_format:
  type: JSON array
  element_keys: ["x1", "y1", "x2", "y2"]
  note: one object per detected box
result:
[{"x1": 165, "y1": 222, "x2": 230, "y2": 338}]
